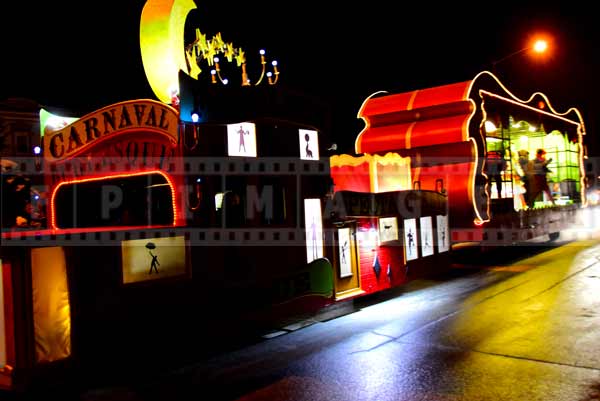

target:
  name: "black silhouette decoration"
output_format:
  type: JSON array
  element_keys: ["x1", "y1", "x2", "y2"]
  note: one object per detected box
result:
[
  {"x1": 237, "y1": 125, "x2": 250, "y2": 153},
  {"x1": 341, "y1": 240, "x2": 348, "y2": 266},
  {"x1": 304, "y1": 133, "x2": 313, "y2": 158},
  {"x1": 372, "y1": 253, "x2": 381, "y2": 277},
  {"x1": 407, "y1": 228, "x2": 415, "y2": 255},
  {"x1": 146, "y1": 242, "x2": 160, "y2": 274}
]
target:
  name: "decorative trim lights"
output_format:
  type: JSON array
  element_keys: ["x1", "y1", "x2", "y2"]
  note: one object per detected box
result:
[{"x1": 185, "y1": 30, "x2": 279, "y2": 86}]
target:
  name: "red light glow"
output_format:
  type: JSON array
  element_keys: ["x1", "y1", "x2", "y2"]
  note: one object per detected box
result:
[{"x1": 49, "y1": 170, "x2": 179, "y2": 230}]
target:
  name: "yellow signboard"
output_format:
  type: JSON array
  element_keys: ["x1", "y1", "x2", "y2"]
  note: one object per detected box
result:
[
  {"x1": 43, "y1": 99, "x2": 179, "y2": 162},
  {"x1": 121, "y1": 236, "x2": 188, "y2": 283}
]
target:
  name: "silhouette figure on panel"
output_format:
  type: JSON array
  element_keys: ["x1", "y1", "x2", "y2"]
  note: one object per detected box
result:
[
  {"x1": 304, "y1": 133, "x2": 314, "y2": 158},
  {"x1": 237, "y1": 125, "x2": 250, "y2": 153},
  {"x1": 407, "y1": 228, "x2": 414, "y2": 255},
  {"x1": 146, "y1": 242, "x2": 160, "y2": 274},
  {"x1": 441, "y1": 227, "x2": 446, "y2": 248},
  {"x1": 310, "y1": 217, "x2": 319, "y2": 259},
  {"x1": 341, "y1": 240, "x2": 349, "y2": 264}
]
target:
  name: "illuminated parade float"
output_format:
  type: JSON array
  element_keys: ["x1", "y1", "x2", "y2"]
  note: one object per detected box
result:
[
  {"x1": 0, "y1": 0, "x2": 336, "y2": 389},
  {"x1": 0, "y1": 0, "x2": 590, "y2": 392},
  {"x1": 349, "y1": 72, "x2": 586, "y2": 243}
]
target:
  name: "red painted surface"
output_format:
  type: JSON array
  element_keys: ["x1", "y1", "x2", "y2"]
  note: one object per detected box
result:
[
  {"x1": 407, "y1": 141, "x2": 481, "y2": 225},
  {"x1": 410, "y1": 81, "x2": 472, "y2": 110},
  {"x1": 358, "y1": 113, "x2": 471, "y2": 154},
  {"x1": 330, "y1": 162, "x2": 371, "y2": 193},
  {"x1": 355, "y1": 78, "x2": 484, "y2": 226},
  {"x1": 359, "y1": 81, "x2": 471, "y2": 117},
  {"x1": 357, "y1": 81, "x2": 474, "y2": 155},
  {"x1": 355, "y1": 219, "x2": 406, "y2": 295}
]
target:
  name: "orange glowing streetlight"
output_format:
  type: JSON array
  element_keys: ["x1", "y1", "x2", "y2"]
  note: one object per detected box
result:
[
  {"x1": 491, "y1": 36, "x2": 550, "y2": 74},
  {"x1": 533, "y1": 39, "x2": 548, "y2": 53}
]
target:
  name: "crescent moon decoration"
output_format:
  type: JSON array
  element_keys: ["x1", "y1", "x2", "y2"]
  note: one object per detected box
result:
[
  {"x1": 140, "y1": 0, "x2": 280, "y2": 105},
  {"x1": 140, "y1": 0, "x2": 197, "y2": 104}
]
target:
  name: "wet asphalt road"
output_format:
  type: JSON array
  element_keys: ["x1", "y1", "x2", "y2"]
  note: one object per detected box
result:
[{"x1": 73, "y1": 231, "x2": 600, "y2": 401}]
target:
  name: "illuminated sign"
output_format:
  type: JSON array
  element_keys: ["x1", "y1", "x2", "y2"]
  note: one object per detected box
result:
[
  {"x1": 420, "y1": 216, "x2": 434, "y2": 257},
  {"x1": 227, "y1": 122, "x2": 257, "y2": 157},
  {"x1": 436, "y1": 215, "x2": 450, "y2": 252},
  {"x1": 337, "y1": 228, "x2": 352, "y2": 278},
  {"x1": 43, "y1": 100, "x2": 179, "y2": 162},
  {"x1": 403, "y1": 218, "x2": 418, "y2": 261},
  {"x1": 304, "y1": 199, "x2": 324, "y2": 263},
  {"x1": 121, "y1": 236, "x2": 188, "y2": 284},
  {"x1": 49, "y1": 170, "x2": 180, "y2": 229},
  {"x1": 299, "y1": 129, "x2": 319, "y2": 160},
  {"x1": 378, "y1": 217, "x2": 398, "y2": 242}
]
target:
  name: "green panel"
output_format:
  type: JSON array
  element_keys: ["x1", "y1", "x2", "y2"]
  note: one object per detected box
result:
[
  {"x1": 308, "y1": 258, "x2": 334, "y2": 297},
  {"x1": 271, "y1": 257, "x2": 334, "y2": 303}
]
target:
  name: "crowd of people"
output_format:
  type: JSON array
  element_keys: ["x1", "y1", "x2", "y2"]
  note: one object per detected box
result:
[
  {"x1": 486, "y1": 147, "x2": 556, "y2": 209},
  {"x1": 0, "y1": 173, "x2": 46, "y2": 229}
]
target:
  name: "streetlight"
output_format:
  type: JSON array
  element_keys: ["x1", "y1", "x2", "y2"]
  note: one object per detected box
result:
[{"x1": 491, "y1": 38, "x2": 549, "y2": 74}]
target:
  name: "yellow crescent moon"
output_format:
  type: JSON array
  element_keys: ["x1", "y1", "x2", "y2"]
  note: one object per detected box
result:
[{"x1": 140, "y1": 0, "x2": 196, "y2": 103}]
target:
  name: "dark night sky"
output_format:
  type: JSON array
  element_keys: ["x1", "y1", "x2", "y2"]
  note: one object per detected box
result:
[{"x1": 2, "y1": 1, "x2": 599, "y2": 156}]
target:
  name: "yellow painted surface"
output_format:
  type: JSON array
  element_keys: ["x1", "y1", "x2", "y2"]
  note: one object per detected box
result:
[
  {"x1": 330, "y1": 153, "x2": 412, "y2": 193},
  {"x1": 31, "y1": 247, "x2": 71, "y2": 363},
  {"x1": 140, "y1": 0, "x2": 196, "y2": 103},
  {"x1": 121, "y1": 236, "x2": 187, "y2": 283}
]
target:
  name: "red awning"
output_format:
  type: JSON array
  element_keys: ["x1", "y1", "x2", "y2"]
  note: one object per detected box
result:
[{"x1": 356, "y1": 81, "x2": 475, "y2": 154}]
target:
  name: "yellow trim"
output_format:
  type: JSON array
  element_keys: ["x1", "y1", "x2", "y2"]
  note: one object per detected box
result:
[
  {"x1": 406, "y1": 90, "x2": 419, "y2": 110},
  {"x1": 473, "y1": 71, "x2": 586, "y2": 132},
  {"x1": 462, "y1": 100, "x2": 476, "y2": 141},
  {"x1": 335, "y1": 288, "x2": 366, "y2": 301},
  {"x1": 578, "y1": 141, "x2": 587, "y2": 206},
  {"x1": 355, "y1": 91, "x2": 388, "y2": 154},
  {"x1": 370, "y1": 160, "x2": 378, "y2": 193},
  {"x1": 480, "y1": 90, "x2": 581, "y2": 126},
  {"x1": 405, "y1": 122, "x2": 416, "y2": 149},
  {"x1": 330, "y1": 153, "x2": 412, "y2": 193},
  {"x1": 461, "y1": 81, "x2": 472, "y2": 101},
  {"x1": 330, "y1": 152, "x2": 411, "y2": 168},
  {"x1": 468, "y1": 136, "x2": 489, "y2": 225}
]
